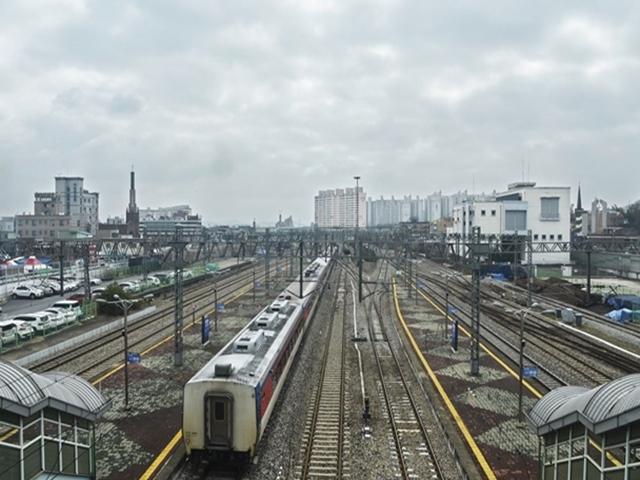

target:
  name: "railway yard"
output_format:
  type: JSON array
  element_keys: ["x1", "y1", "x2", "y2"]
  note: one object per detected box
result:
[{"x1": 2, "y1": 252, "x2": 640, "y2": 479}]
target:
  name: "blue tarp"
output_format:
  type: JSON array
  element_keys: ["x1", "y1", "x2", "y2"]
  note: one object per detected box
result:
[
  {"x1": 606, "y1": 308, "x2": 633, "y2": 323},
  {"x1": 487, "y1": 273, "x2": 508, "y2": 281},
  {"x1": 606, "y1": 295, "x2": 640, "y2": 310}
]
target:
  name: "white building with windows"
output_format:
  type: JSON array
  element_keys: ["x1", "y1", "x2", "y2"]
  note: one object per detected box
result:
[
  {"x1": 450, "y1": 182, "x2": 571, "y2": 264},
  {"x1": 315, "y1": 187, "x2": 366, "y2": 228}
]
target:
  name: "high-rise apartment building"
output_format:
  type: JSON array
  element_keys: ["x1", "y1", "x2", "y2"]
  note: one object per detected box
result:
[{"x1": 315, "y1": 187, "x2": 366, "y2": 228}]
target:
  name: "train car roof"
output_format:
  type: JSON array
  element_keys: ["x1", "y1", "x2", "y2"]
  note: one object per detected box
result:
[{"x1": 188, "y1": 257, "x2": 329, "y2": 389}]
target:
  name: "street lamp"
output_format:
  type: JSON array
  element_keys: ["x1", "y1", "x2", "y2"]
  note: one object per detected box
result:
[
  {"x1": 96, "y1": 293, "x2": 154, "y2": 409},
  {"x1": 515, "y1": 303, "x2": 539, "y2": 421},
  {"x1": 212, "y1": 284, "x2": 218, "y2": 332},
  {"x1": 353, "y1": 175, "x2": 361, "y2": 232},
  {"x1": 354, "y1": 175, "x2": 362, "y2": 302}
]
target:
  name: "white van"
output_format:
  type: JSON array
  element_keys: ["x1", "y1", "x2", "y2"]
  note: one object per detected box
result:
[{"x1": 51, "y1": 300, "x2": 82, "y2": 321}]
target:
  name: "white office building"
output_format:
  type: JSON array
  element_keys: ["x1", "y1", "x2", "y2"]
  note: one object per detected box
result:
[
  {"x1": 450, "y1": 182, "x2": 571, "y2": 264},
  {"x1": 54, "y1": 177, "x2": 99, "y2": 234},
  {"x1": 315, "y1": 187, "x2": 366, "y2": 228}
]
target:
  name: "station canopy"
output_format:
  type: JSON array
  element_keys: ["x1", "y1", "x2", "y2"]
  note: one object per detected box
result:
[
  {"x1": 529, "y1": 374, "x2": 640, "y2": 436},
  {"x1": 0, "y1": 361, "x2": 109, "y2": 421}
]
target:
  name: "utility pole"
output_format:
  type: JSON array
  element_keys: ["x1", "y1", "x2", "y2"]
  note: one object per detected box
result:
[
  {"x1": 253, "y1": 268, "x2": 256, "y2": 303},
  {"x1": 173, "y1": 226, "x2": 186, "y2": 367},
  {"x1": 444, "y1": 285, "x2": 450, "y2": 339},
  {"x1": 95, "y1": 295, "x2": 149, "y2": 409},
  {"x1": 513, "y1": 230, "x2": 519, "y2": 285},
  {"x1": 358, "y1": 239, "x2": 363, "y2": 303},
  {"x1": 265, "y1": 228, "x2": 270, "y2": 295},
  {"x1": 470, "y1": 226, "x2": 481, "y2": 376},
  {"x1": 59, "y1": 241, "x2": 65, "y2": 297},
  {"x1": 354, "y1": 175, "x2": 362, "y2": 302},
  {"x1": 213, "y1": 285, "x2": 218, "y2": 332},
  {"x1": 82, "y1": 244, "x2": 91, "y2": 303},
  {"x1": 518, "y1": 311, "x2": 526, "y2": 421},
  {"x1": 299, "y1": 240, "x2": 304, "y2": 299},
  {"x1": 586, "y1": 246, "x2": 592, "y2": 306},
  {"x1": 527, "y1": 230, "x2": 533, "y2": 307}
]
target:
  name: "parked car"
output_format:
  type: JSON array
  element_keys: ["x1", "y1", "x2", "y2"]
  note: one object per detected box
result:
[
  {"x1": 66, "y1": 293, "x2": 86, "y2": 303},
  {"x1": 91, "y1": 287, "x2": 107, "y2": 300},
  {"x1": 8, "y1": 320, "x2": 35, "y2": 340},
  {"x1": 118, "y1": 281, "x2": 139, "y2": 293},
  {"x1": 50, "y1": 279, "x2": 74, "y2": 293},
  {"x1": 41, "y1": 309, "x2": 66, "y2": 328},
  {"x1": 12, "y1": 285, "x2": 44, "y2": 300},
  {"x1": 43, "y1": 280, "x2": 62, "y2": 294},
  {"x1": 39, "y1": 284, "x2": 55, "y2": 297},
  {"x1": 153, "y1": 273, "x2": 171, "y2": 284},
  {"x1": 44, "y1": 307, "x2": 75, "y2": 325},
  {"x1": 0, "y1": 321, "x2": 18, "y2": 345},
  {"x1": 145, "y1": 276, "x2": 161, "y2": 287},
  {"x1": 51, "y1": 300, "x2": 82, "y2": 321},
  {"x1": 90, "y1": 278, "x2": 102, "y2": 286},
  {"x1": 12, "y1": 312, "x2": 52, "y2": 333}
]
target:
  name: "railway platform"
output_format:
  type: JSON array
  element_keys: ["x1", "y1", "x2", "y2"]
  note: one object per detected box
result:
[{"x1": 393, "y1": 279, "x2": 541, "y2": 479}]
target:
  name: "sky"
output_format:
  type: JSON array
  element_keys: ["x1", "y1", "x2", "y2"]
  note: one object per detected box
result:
[{"x1": 1, "y1": 0, "x2": 639, "y2": 226}]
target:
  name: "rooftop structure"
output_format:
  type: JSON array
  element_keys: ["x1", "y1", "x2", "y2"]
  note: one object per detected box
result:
[
  {"x1": 529, "y1": 374, "x2": 640, "y2": 479},
  {"x1": 0, "y1": 361, "x2": 109, "y2": 479}
]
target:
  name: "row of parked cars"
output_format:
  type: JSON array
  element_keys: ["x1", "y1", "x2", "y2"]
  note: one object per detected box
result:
[
  {"x1": 0, "y1": 299, "x2": 82, "y2": 347},
  {"x1": 0, "y1": 269, "x2": 194, "y2": 348},
  {"x1": 11, "y1": 277, "x2": 102, "y2": 300}
]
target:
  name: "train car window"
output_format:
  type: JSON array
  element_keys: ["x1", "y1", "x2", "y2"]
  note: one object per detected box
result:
[{"x1": 215, "y1": 401, "x2": 225, "y2": 421}]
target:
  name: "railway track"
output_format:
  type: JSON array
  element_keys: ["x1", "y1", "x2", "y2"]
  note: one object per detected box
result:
[
  {"x1": 295, "y1": 269, "x2": 350, "y2": 480},
  {"x1": 339, "y1": 260, "x2": 445, "y2": 480},
  {"x1": 406, "y1": 259, "x2": 639, "y2": 389},
  {"x1": 29, "y1": 260, "x2": 285, "y2": 378}
]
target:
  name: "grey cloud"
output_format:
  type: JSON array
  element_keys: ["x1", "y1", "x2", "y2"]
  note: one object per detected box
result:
[{"x1": 1, "y1": 0, "x2": 639, "y2": 224}]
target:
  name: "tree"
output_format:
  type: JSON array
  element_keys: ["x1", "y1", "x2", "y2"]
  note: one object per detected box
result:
[
  {"x1": 97, "y1": 283, "x2": 136, "y2": 316},
  {"x1": 625, "y1": 201, "x2": 640, "y2": 233}
]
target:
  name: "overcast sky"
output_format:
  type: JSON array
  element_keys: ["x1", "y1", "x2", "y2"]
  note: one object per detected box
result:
[{"x1": 1, "y1": 1, "x2": 638, "y2": 225}]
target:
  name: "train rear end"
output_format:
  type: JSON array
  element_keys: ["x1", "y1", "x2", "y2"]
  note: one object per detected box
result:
[{"x1": 183, "y1": 379, "x2": 257, "y2": 463}]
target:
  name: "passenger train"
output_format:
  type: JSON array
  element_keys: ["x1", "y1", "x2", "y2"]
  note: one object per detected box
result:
[{"x1": 183, "y1": 257, "x2": 331, "y2": 460}]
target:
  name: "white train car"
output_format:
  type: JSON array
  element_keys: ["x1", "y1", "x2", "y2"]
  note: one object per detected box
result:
[{"x1": 183, "y1": 257, "x2": 330, "y2": 461}]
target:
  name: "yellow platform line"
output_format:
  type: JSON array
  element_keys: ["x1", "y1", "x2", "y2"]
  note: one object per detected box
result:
[
  {"x1": 393, "y1": 280, "x2": 496, "y2": 479},
  {"x1": 408, "y1": 281, "x2": 623, "y2": 468},
  {"x1": 139, "y1": 430, "x2": 183, "y2": 480}
]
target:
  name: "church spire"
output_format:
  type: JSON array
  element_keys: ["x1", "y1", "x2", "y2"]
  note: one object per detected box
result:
[{"x1": 576, "y1": 183, "x2": 582, "y2": 212}]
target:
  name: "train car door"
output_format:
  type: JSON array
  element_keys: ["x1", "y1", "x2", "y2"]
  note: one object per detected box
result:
[{"x1": 205, "y1": 394, "x2": 233, "y2": 448}]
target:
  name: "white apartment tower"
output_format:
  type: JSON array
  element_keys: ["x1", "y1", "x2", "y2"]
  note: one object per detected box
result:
[{"x1": 315, "y1": 187, "x2": 366, "y2": 228}]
